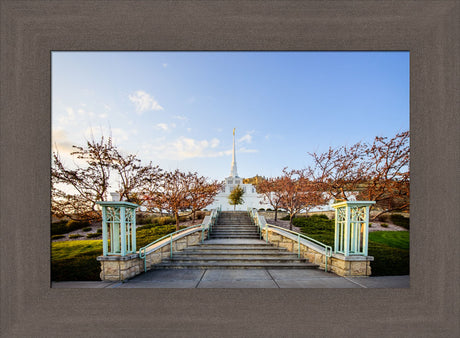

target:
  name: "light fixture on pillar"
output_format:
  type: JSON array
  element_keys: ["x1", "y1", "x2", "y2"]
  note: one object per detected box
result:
[
  {"x1": 96, "y1": 201, "x2": 139, "y2": 256},
  {"x1": 332, "y1": 200, "x2": 375, "y2": 256}
]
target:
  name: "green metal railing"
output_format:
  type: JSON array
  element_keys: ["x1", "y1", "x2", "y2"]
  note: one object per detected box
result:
[
  {"x1": 138, "y1": 207, "x2": 221, "y2": 272},
  {"x1": 248, "y1": 208, "x2": 333, "y2": 272}
]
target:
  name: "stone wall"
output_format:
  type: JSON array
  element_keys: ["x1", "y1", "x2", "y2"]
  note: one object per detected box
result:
[
  {"x1": 98, "y1": 228, "x2": 207, "y2": 281},
  {"x1": 262, "y1": 227, "x2": 373, "y2": 277}
]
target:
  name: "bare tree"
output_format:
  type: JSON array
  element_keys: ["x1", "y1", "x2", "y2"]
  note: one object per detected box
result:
[
  {"x1": 358, "y1": 131, "x2": 410, "y2": 219},
  {"x1": 308, "y1": 142, "x2": 369, "y2": 201},
  {"x1": 52, "y1": 136, "x2": 114, "y2": 220},
  {"x1": 255, "y1": 177, "x2": 284, "y2": 221},
  {"x1": 188, "y1": 173, "x2": 223, "y2": 222},
  {"x1": 278, "y1": 168, "x2": 326, "y2": 229},
  {"x1": 110, "y1": 147, "x2": 162, "y2": 204},
  {"x1": 52, "y1": 135, "x2": 159, "y2": 221},
  {"x1": 143, "y1": 169, "x2": 193, "y2": 231}
]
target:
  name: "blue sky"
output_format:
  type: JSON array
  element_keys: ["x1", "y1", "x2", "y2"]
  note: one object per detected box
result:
[{"x1": 52, "y1": 51, "x2": 409, "y2": 181}]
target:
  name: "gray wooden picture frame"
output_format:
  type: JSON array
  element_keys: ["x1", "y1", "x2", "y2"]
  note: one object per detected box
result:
[{"x1": 1, "y1": 1, "x2": 458, "y2": 336}]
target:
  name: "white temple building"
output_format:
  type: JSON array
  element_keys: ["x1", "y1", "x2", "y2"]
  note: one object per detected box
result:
[
  {"x1": 207, "y1": 128, "x2": 272, "y2": 211},
  {"x1": 206, "y1": 129, "x2": 344, "y2": 213}
]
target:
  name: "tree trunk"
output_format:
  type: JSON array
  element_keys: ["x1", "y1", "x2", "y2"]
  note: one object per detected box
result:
[
  {"x1": 274, "y1": 208, "x2": 278, "y2": 221},
  {"x1": 174, "y1": 211, "x2": 180, "y2": 231},
  {"x1": 192, "y1": 210, "x2": 196, "y2": 223},
  {"x1": 289, "y1": 213, "x2": 293, "y2": 230}
]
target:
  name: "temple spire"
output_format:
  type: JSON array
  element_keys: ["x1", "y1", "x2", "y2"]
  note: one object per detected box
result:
[{"x1": 230, "y1": 128, "x2": 238, "y2": 177}]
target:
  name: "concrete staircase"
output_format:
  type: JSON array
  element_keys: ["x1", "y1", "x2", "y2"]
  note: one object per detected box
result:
[
  {"x1": 154, "y1": 211, "x2": 319, "y2": 269},
  {"x1": 210, "y1": 211, "x2": 260, "y2": 239}
]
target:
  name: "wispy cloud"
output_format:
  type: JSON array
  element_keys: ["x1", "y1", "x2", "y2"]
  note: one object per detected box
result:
[
  {"x1": 155, "y1": 123, "x2": 176, "y2": 131},
  {"x1": 52, "y1": 128, "x2": 75, "y2": 155},
  {"x1": 77, "y1": 108, "x2": 95, "y2": 118},
  {"x1": 81, "y1": 126, "x2": 130, "y2": 145},
  {"x1": 238, "y1": 130, "x2": 255, "y2": 144},
  {"x1": 128, "y1": 90, "x2": 163, "y2": 113},
  {"x1": 142, "y1": 136, "x2": 257, "y2": 161},
  {"x1": 143, "y1": 136, "x2": 224, "y2": 160},
  {"x1": 239, "y1": 147, "x2": 258, "y2": 153},
  {"x1": 239, "y1": 133, "x2": 252, "y2": 144},
  {"x1": 173, "y1": 115, "x2": 188, "y2": 121},
  {"x1": 57, "y1": 107, "x2": 75, "y2": 125},
  {"x1": 162, "y1": 63, "x2": 168, "y2": 68}
]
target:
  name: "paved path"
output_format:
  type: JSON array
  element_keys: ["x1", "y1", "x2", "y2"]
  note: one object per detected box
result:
[{"x1": 53, "y1": 270, "x2": 409, "y2": 288}]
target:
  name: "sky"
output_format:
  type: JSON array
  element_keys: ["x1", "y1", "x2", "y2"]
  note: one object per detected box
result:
[{"x1": 52, "y1": 51, "x2": 409, "y2": 182}]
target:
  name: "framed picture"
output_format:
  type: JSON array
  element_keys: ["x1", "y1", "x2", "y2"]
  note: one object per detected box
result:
[{"x1": 1, "y1": 1, "x2": 458, "y2": 336}]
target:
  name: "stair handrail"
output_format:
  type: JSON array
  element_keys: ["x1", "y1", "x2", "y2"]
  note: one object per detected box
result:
[
  {"x1": 247, "y1": 208, "x2": 333, "y2": 272},
  {"x1": 138, "y1": 208, "x2": 220, "y2": 272}
]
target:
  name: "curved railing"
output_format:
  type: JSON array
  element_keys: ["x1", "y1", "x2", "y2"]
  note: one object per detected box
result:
[
  {"x1": 138, "y1": 207, "x2": 221, "y2": 272},
  {"x1": 248, "y1": 208, "x2": 333, "y2": 272}
]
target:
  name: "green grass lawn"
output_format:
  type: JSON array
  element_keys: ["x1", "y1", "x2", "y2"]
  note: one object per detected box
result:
[
  {"x1": 52, "y1": 240, "x2": 102, "y2": 260},
  {"x1": 369, "y1": 231, "x2": 409, "y2": 250},
  {"x1": 51, "y1": 224, "x2": 183, "y2": 281},
  {"x1": 295, "y1": 215, "x2": 409, "y2": 276}
]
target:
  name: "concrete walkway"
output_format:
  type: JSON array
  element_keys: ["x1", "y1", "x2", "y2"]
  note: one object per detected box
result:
[{"x1": 52, "y1": 270, "x2": 409, "y2": 288}]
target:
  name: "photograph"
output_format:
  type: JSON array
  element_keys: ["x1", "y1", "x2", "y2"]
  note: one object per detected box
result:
[
  {"x1": 51, "y1": 51, "x2": 410, "y2": 288},
  {"x1": 2, "y1": 1, "x2": 458, "y2": 336}
]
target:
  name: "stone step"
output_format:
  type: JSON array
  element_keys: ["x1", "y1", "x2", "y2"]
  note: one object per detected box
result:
[
  {"x1": 214, "y1": 223, "x2": 254, "y2": 225},
  {"x1": 153, "y1": 262, "x2": 319, "y2": 269},
  {"x1": 211, "y1": 229, "x2": 257, "y2": 232},
  {"x1": 165, "y1": 258, "x2": 308, "y2": 265},
  {"x1": 193, "y1": 243, "x2": 275, "y2": 248},
  {"x1": 173, "y1": 252, "x2": 301, "y2": 258},
  {"x1": 211, "y1": 230, "x2": 258, "y2": 234},
  {"x1": 182, "y1": 248, "x2": 289, "y2": 254},
  {"x1": 211, "y1": 228, "x2": 258, "y2": 234},
  {"x1": 210, "y1": 235, "x2": 261, "y2": 239},
  {"x1": 212, "y1": 224, "x2": 257, "y2": 229}
]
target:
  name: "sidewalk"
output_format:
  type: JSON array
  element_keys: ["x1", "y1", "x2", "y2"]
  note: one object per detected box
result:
[{"x1": 52, "y1": 269, "x2": 409, "y2": 288}]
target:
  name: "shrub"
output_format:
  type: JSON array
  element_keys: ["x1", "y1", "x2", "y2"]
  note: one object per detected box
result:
[
  {"x1": 137, "y1": 214, "x2": 155, "y2": 225},
  {"x1": 156, "y1": 216, "x2": 175, "y2": 226},
  {"x1": 195, "y1": 211, "x2": 206, "y2": 220},
  {"x1": 377, "y1": 214, "x2": 390, "y2": 222},
  {"x1": 293, "y1": 215, "x2": 335, "y2": 233},
  {"x1": 381, "y1": 223, "x2": 389, "y2": 228},
  {"x1": 179, "y1": 215, "x2": 189, "y2": 222},
  {"x1": 137, "y1": 223, "x2": 156, "y2": 230},
  {"x1": 96, "y1": 228, "x2": 102, "y2": 234},
  {"x1": 86, "y1": 233, "x2": 100, "y2": 238},
  {"x1": 51, "y1": 220, "x2": 91, "y2": 236},
  {"x1": 66, "y1": 220, "x2": 91, "y2": 231},
  {"x1": 368, "y1": 242, "x2": 409, "y2": 276},
  {"x1": 82, "y1": 227, "x2": 92, "y2": 232},
  {"x1": 391, "y1": 214, "x2": 410, "y2": 229},
  {"x1": 52, "y1": 255, "x2": 101, "y2": 281},
  {"x1": 280, "y1": 215, "x2": 291, "y2": 221},
  {"x1": 69, "y1": 234, "x2": 82, "y2": 239},
  {"x1": 51, "y1": 234, "x2": 65, "y2": 240},
  {"x1": 136, "y1": 224, "x2": 181, "y2": 249}
]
